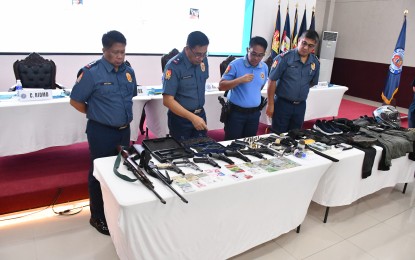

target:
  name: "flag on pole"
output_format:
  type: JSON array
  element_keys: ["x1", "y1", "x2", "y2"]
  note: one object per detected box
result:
[
  {"x1": 291, "y1": 6, "x2": 299, "y2": 49},
  {"x1": 381, "y1": 13, "x2": 407, "y2": 105},
  {"x1": 309, "y1": 7, "x2": 315, "y2": 31},
  {"x1": 271, "y1": 3, "x2": 281, "y2": 58},
  {"x1": 298, "y1": 5, "x2": 307, "y2": 39},
  {"x1": 280, "y1": 6, "x2": 291, "y2": 52}
]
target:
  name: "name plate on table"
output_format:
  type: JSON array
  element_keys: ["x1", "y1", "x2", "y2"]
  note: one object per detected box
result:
[{"x1": 19, "y1": 89, "x2": 52, "y2": 101}]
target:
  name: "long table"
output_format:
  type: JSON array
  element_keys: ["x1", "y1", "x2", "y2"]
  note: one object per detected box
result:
[
  {"x1": 312, "y1": 146, "x2": 415, "y2": 222},
  {"x1": 93, "y1": 149, "x2": 332, "y2": 260},
  {"x1": 146, "y1": 85, "x2": 348, "y2": 137},
  {"x1": 0, "y1": 85, "x2": 347, "y2": 156},
  {"x1": 0, "y1": 91, "x2": 151, "y2": 156}
]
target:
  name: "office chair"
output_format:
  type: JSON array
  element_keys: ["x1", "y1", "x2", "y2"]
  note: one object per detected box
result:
[
  {"x1": 13, "y1": 52, "x2": 62, "y2": 89},
  {"x1": 161, "y1": 48, "x2": 179, "y2": 72},
  {"x1": 265, "y1": 55, "x2": 273, "y2": 74},
  {"x1": 219, "y1": 55, "x2": 236, "y2": 98}
]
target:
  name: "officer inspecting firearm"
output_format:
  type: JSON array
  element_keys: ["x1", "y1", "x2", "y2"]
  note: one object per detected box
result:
[{"x1": 162, "y1": 31, "x2": 210, "y2": 140}]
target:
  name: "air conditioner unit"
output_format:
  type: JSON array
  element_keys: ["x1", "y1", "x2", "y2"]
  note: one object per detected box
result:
[{"x1": 318, "y1": 31, "x2": 338, "y2": 83}]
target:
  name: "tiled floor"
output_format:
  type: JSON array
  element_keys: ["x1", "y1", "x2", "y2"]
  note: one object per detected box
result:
[{"x1": 1, "y1": 182, "x2": 414, "y2": 260}]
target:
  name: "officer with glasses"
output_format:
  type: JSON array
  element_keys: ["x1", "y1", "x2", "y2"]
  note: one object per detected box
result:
[
  {"x1": 266, "y1": 30, "x2": 320, "y2": 134},
  {"x1": 219, "y1": 36, "x2": 269, "y2": 140},
  {"x1": 162, "y1": 31, "x2": 210, "y2": 140}
]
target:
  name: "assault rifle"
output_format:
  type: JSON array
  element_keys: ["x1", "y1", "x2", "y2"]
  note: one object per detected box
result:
[
  {"x1": 133, "y1": 144, "x2": 189, "y2": 203},
  {"x1": 116, "y1": 146, "x2": 166, "y2": 204}
]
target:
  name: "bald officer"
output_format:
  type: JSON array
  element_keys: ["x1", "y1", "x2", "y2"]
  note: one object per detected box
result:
[
  {"x1": 266, "y1": 30, "x2": 320, "y2": 134},
  {"x1": 162, "y1": 31, "x2": 209, "y2": 140},
  {"x1": 70, "y1": 30, "x2": 137, "y2": 236}
]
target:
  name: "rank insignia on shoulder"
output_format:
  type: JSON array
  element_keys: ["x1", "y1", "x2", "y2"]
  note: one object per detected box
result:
[
  {"x1": 311, "y1": 63, "x2": 315, "y2": 71},
  {"x1": 165, "y1": 69, "x2": 172, "y2": 80},
  {"x1": 172, "y1": 58, "x2": 180, "y2": 64},
  {"x1": 272, "y1": 60, "x2": 278, "y2": 68},
  {"x1": 126, "y1": 72, "x2": 132, "y2": 82},
  {"x1": 224, "y1": 65, "x2": 231, "y2": 74},
  {"x1": 85, "y1": 60, "x2": 97, "y2": 69},
  {"x1": 76, "y1": 72, "x2": 84, "y2": 83},
  {"x1": 200, "y1": 62, "x2": 205, "y2": 72}
]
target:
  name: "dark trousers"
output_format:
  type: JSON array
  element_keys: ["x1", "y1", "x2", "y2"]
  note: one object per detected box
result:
[
  {"x1": 168, "y1": 110, "x2": 207, "y2": 140},
  {"x1": 272, "y1": 97, "x2": 306, "y2": 134},
  {"x1": 224, "y1": 110, "x2": 260, "y2": 140},
  {"x1": 86, "y1": 120, "x2": 130, "y2": 220}
]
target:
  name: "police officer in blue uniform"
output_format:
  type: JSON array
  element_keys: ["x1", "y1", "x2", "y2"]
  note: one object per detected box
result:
[
  {"x1": 219, "y1": 36, "x2": 268, "y2": 140},
  {"x1": 70, "y1": 30, "x2": 137, "y2": 235},
  {"x1": 162, "y1": 31, "x2": 209, "y2": 140},
  {"x1": 266, "y1": 30, "x2": 320, "y2": 134}
]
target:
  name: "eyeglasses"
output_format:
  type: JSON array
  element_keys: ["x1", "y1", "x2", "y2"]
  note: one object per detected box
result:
[
  {"x1": 188, "y1": 47, "x2": 208, "y2": 58},
  {"x1": 300, "y1": 40, "x2": 316, "y2": 49},
  {"x1": 248, "y1": 49, "x2": 266, "y2": 58}
]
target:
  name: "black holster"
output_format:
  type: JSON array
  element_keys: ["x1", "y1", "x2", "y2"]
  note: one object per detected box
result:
[{"x1": 218, "y1": 96, "x2": 230, "y2": 123}]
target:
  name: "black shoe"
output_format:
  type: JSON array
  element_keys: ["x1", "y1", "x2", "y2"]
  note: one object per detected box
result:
[
  {"x1": 90, "y1": 218, "x2": 110, "y2": 236},
  {"x1": 313, "y1": 120, "x2": 334, "y2": 135}
]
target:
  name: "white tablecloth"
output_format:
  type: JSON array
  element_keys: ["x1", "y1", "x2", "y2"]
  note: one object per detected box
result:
[
  {"x1": 146, "y1": 85, "x2": 348, "y2": 137},
  {"x1": 93, "y1": 151, "x2": 332, "y2": 260},
  {"x1": 0, "y1": 93, "x2": 151, "y2": 156},
  {"x1": 312, "y1": 146, "x2": 415, "y2": 207}
]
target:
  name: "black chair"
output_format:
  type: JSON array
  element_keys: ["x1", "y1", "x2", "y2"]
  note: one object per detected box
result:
[
  {"x1": 265, "y1": 55, "x2": 273, "y2": 75},
  {"x1": 219, "y1": 55, "x2": 236, "y2": 98},
  {"x1": 13, "y1": 52, "x2": 62, "y2": 89},
  {"x1": 161, "y1": 48, "x2": 179, "y2": 72}
]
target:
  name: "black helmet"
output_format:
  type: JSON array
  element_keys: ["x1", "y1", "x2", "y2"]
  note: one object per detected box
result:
[{"x1": 373, "y1": 105, "x2": 401, "y2": 128}]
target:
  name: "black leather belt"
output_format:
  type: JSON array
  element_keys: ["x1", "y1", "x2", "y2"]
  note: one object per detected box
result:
[
  {"x1": 229, "y1": 102, "x2": 261, "y2": 113},
  {"x1": 278, "y1": 96, "x2": 304, "y2": 105},
  {"x1": 91, "y1": 120, "x2": 129, "y2": 130}
]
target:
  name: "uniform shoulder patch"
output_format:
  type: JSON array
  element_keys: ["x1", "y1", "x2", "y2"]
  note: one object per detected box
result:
[
  {"x1": 84, "y1": 60, "x2": 99, "y2": 69},
  {"x1": 165, "y1": 69, "x2": 172, "y2": 80},
  {"x1": 224, "y1": 65, "x2": 231, "y2": 74}
]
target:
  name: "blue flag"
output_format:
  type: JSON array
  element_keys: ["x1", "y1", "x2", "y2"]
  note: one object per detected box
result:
[
  {"x1": 309, "y1": 10, "x2": 315, "y2": 31},
  {"x1": 280, "y1": 6, "x2": 291, "y2": 53},
  {"x1": 381, "y1": 15, "x2": 406, "y2": 104},
  {"x1": 271, "y1": 3, "x2": 281, "y2": 58},
  {"x1": 298, "y1": 6, "x2": 307, "y2": 39},
  {"x1": 291, "y1": 7, "x2": 299, "y2": 49}
]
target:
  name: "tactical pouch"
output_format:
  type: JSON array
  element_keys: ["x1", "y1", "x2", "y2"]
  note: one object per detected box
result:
[{"x1": 218, "y1": 96, "x2": 230, "y2": 123}]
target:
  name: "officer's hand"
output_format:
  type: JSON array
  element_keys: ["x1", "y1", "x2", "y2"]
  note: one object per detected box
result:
[
  {"x1": 191, "y1": 115, "x2": 208, "y2": 131},
  {"x1": 239, "y1": 73, "x2": 254, "y2": 83},
  {"x1": 266, "y1": 104, "x2": 274, "y2": 118}
]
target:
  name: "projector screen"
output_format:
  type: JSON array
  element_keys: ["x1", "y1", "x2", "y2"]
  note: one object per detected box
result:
[{"x1": 1, "y1": 0, "x2": 254, "y2": 56}]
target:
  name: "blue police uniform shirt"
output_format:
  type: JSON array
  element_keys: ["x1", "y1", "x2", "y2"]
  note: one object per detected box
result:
[
  {"x1": 269, "y1": 49, "x2": 320, "y2": 101},
  {"x1": 162, "y1": 50, "x2": 209, "y2": 111},
  {"x1": 222, "y1": 55, "x2": 268, "y2": 108},
  {"x1": 70, "y1": 57, "x2": 138, "y2": 127}
]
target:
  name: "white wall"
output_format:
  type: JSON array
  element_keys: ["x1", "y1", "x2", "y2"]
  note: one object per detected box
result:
[
  {"x1": 329, "y1": 0, "x2": 414, "y2": 65},
  {"x1": 0, "y1": 0, "x2": 318, "y2": 91}
]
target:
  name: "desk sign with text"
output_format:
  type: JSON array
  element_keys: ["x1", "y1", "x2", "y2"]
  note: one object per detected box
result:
[{"x1": 19, "y1": 89, "x2": 53, "y2": 101}]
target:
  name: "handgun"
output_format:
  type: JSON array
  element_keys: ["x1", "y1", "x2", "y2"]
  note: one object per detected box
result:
[
  {"x1": 173, "y1": 158, "x2": 203, "y2": 172},
  {"x1": 193, "y1": 156, "x2": 220, "y2": 168},
  {"x1": 224, "y1": 150, "x2": 251, "y2": 162},
  {"x1": 239, "y1": 148, "x2": 265, "y2": 159},
  {"x1": 209, "y1": 153, "x2": 235, "y2": 165},
  {"x1": 156, "y1": 161, "x2": 185, "y2": 175}
]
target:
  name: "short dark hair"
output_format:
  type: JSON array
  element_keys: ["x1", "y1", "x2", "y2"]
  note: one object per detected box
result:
[
  {"x1": 300, "y1": 30, "x2": 319, "y2": 43},
  {"x1": 186, "y1": 31, "x2": 209, "y2": 48},
  {"x1": 102, "y1": 30, "x2": 127, "y2": 49},
  {"x1": 249, "y1": 36, "x2": 268, "y2": 50}
]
